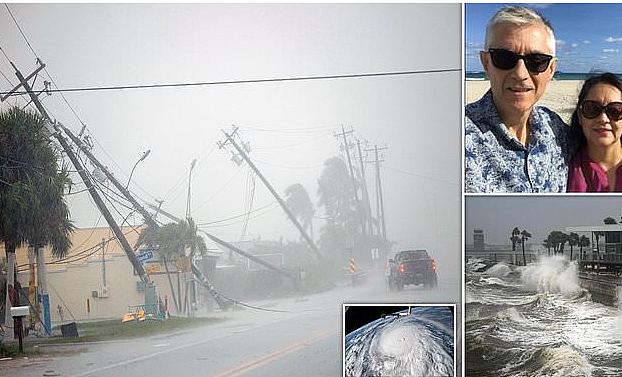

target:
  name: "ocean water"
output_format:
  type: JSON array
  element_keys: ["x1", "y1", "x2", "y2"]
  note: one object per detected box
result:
[{"x1": 466, "y1": 256, "x2": 622, "y2": 377}]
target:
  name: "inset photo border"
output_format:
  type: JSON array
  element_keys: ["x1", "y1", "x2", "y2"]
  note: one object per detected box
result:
[{"x1": 343, "y1": 303, "x2": 456, "y2": 377}]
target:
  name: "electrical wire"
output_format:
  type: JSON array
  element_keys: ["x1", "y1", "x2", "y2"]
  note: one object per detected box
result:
[
  {"x1": 4, "y1": 4, "x2": 37, "y2": 58},
  {"x1": 240, "y1": 171, "x2": 256, "y2": 241},
  {"x1": 238, "y1": 124, "x2": 338, "y2": 134},
  {"x1": 192, "y1": 164, "x2": 244, "y2": 212},
  {"x1": 0, "y1": 68, "x2": 462, "y2": 96},
  {"x1": 198, "y1": 203, "x2": 280, "y2": 229},
  {"x1": 252, "y1": 132, "x2": 332, "y2": 150},
  {"x1": 0, "y1": 67, "x2": 14, "y2": 86},
  {"x1": 196, "y1": 201, "x2": 277, "y2": 226},
  {"x1": 251, "y1": 157, "x2": 324, "y2": 170},
  {"x1": 5, "y1": 4, "x2": 162, "y2": 207},
  {"x1": 382, "y1": 165, "x2": 459, "y2": 186}
]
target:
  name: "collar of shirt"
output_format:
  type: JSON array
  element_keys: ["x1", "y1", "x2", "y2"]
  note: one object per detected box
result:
[{"x1": 466, "y1": 90, "x2": 556, "y2": 152}]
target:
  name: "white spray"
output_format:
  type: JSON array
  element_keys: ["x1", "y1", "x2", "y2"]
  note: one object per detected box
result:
[{"x1": 520, "y1": 255, "x2": 582, "y2": 297}]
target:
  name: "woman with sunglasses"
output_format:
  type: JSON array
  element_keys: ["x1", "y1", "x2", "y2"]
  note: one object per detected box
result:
[{"x1": 568, "y1": 72, "x2": 622, "y2": 192}]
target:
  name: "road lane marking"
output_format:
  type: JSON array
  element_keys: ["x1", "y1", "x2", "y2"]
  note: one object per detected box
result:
[
  {"x1": 65, "y1": 315, "x2": 311, "y2": 377},
  {"x1": 210, "y1": 327, "x2": 339, "y2": 377}
]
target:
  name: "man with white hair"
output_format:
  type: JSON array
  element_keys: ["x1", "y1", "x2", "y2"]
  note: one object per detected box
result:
[{"x1": 465, "y1": 6, "x2": 573, "y2": 192}]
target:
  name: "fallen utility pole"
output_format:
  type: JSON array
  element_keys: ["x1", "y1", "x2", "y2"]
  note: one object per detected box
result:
[
  {"x1": 220, "y1": 128, "x2": 322, "y2": 260},
  {"x1": 58, "y1": 120, "x2": 233, "y2": 310},
  {"x1": 147, "y1": 204, "x2": 299, "y2": 289},
  {"x1": 61, "y1": 109, "x2": 296, "y2": 307},
  {"x1": 9, "y1": 62, "x2": 150, "y2": 284}
]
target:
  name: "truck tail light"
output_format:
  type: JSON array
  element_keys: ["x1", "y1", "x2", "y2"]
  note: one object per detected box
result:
[
  {"x1": 399, "y1": 263, "x2": 405, "y2": 274},
  {"x1": 432, "y1": 261, "x2": 437, "y2": 271}
]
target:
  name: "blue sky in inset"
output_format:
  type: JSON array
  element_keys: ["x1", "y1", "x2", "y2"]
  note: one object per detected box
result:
[{"x1": 466, "y1": 3, "x2": 622, "y2": 73}]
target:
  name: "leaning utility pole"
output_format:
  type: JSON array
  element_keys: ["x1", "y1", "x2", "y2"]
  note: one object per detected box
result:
[
  {"x1": 59, "y1": 113, "x2": 234, "y2": 310},
  {"x1": 356, "y1": 139, "x2": 373, "y2": 237},
  {"x1": 147, "y1": 204, "x2": 299, "y2": 289},
  {"x1": 334, "y1": 126, "x2": 364, "y2": 236},
  {"x1": 375, "y1": 145, "x2": 387, "y2": 240},
  {"x1": 219, "y1": 127, "x2": 322, "y2": 260},
  {"x1": 367, "y1": 144, "x2": 388, "y2": 240},
  {"x1": 8, "y1": 61, "x2": 150, "y2": 285}
]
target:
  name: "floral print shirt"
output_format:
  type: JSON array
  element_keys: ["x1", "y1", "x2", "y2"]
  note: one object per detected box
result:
[{"x1": 465, "y1": 90, "x2": 573, "y2": 193}]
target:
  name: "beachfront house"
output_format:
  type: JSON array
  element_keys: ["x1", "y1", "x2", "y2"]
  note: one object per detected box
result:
[{"x1": 565, "y1": 225, "x2": 622, "y2": 274}]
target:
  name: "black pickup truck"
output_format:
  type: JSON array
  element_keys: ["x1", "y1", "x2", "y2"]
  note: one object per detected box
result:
[{"x1": 387, "y1": 249, "x2": 437, "y2": 290}]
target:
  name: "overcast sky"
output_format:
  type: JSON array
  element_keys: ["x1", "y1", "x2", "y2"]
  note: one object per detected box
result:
[
  {"x1": 466, "y1": 196, "x2": 622, "y2": 246},
  {"x1": 0, "y1": 4, "x2": 461, "y2": 273},
  {"x1": 466, "y1": 3, "x2": 622, "y2": 73}
]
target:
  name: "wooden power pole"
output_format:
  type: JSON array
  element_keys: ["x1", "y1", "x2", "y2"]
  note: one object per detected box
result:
[{"x1": 220, "y1": 127, "x2": 322, "y2": 260}]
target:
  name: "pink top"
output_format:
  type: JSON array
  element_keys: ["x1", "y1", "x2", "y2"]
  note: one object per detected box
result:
[{"x1": 567, "y1": 148, "x2": 622, "y2": 192}]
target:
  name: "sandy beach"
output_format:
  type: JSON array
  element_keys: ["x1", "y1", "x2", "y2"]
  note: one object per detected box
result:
[{"x1": 466, "y1": 80, "x2": 584, "y2": 123}]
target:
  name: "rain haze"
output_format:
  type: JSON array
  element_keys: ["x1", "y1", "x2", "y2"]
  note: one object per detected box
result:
[
  {"x1": 0, "y1": 3, "x2": 460, "y2": 275},
  {"x1": 0, "y1": 4, "x2": 461, "y2": 377},
  {"x1": 466, "y1": 196, "x2": 622, "y2": 245}
]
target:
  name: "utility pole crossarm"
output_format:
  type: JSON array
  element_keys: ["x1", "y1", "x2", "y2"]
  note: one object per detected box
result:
[
  {"x1": 1, "y1": 62, "x2": 46, "y2": 102},
  {"x1": 222, "y1": 129, "x2": 322, "y2": 260},
  {"x1": 11, "y1": 63, "x2": 150, "y2": 284}
]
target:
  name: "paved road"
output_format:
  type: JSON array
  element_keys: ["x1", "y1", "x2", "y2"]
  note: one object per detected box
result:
[{"x1": 4, "y1": 270, "x2": 460, "y2": 377}]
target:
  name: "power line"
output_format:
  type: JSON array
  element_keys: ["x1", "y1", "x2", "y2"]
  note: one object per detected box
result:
[
  {"x1": 238, "y1": 124, "x2": 337, "y2": 134},
  {"x1": 252, "y1": 157, "x2": 324, "y2": 170},
  {"x1": 252, "y1": 132, "x2": 332, "y2": 150},
  {"x1": 0, "y1": 68, "x2": 461, "y2": 96},
  {"x1": 197, "y1": 201, "x2": 277, "y2": 226},
  {"x1": 382, "y1": 165, "x2": 459, "y2": 186},
  {"x1": 4, "y1": 4, "x2": 38, "y2": 59}
]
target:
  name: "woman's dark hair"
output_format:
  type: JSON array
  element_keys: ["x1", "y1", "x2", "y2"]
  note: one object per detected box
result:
[{"x1": 570, "y1": 72, "x2": 622, "y2": 148}]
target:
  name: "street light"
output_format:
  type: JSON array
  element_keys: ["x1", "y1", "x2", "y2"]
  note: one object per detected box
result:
[
  {"x1": 186, "y1": 158, "x2": 197, "y2": 219},
  {"x1": 126, "y1": 149, "x2": 151, "y2": 190}
]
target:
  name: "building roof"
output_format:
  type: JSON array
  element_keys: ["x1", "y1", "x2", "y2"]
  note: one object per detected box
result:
[{"x1": 565, "y1": 225, "x2": 622, "y2": 233}]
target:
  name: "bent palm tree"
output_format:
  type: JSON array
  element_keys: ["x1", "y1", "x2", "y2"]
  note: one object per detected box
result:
[
  {"x1": 136, "y1": 217, "x2": 207, "y2": 314},
  {"x1": 284, "y1": 183, "x2": 315, "y2": 241},
  {"x1": 520, "y1": 230, "x2": 531, "y2": 266},
  {"x1": 0, "y1": 107, "x2": 73, "y2": 337}
]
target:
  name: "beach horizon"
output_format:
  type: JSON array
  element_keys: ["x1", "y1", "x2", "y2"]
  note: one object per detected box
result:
[{"x1": 466, "y1": 80, "x2": 583, "y2": 123}]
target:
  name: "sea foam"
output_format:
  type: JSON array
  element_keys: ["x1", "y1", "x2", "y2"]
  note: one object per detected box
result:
[{"x1": 520, "y1": 256, "x2": 582, "y2": 297}]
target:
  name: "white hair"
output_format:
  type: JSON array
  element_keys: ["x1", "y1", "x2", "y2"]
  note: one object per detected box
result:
[{"x1": 485, "y1": 6, "x2": 556, "y2": 56}]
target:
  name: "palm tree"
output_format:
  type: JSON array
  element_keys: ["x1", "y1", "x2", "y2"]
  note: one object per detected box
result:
[
  {"x1": 136, "y1": 222, "x2": 180, "y2": 312},
  {"x1": 520, "y1": 230, "x2": 531, "y2": 266},
  {"x1": 510, "y1": 227, "x2": 520, "y2": 251},
  {"x1": 558, "y1": 232, "x2": 569, "y2": 257},
  {"x1": 135, "y1": 217, "x2": 207, "y2": 314},
  {"x1": 543, "y1": 238, "x2": 553, "y2": 256},
  {"x1": 317, "y1": 157, "x2": 357, "y2": 227},
  {"x1": 317, "y1": 157, "x2": 360, "y2": 261},
  {"x1": 579, "y1": 235, "x2": 590, "y2": 258},
  {"x1": 284, "y1": 183, "x2": 315, "y2": 240},
  {"x1": 568, "y1": 232, "x2": 580, "y2": 261},
  {"x1": 604, "y1": 217, "x2": 617, "y2": 225},
  {"x1": 0, "y1": 107, "x2": 73, "y2": 336}
]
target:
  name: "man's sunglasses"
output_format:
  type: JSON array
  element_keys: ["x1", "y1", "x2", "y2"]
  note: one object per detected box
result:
[
  {"x1": 581, "y1": 100, "x2": 622, "y2": 121},
  {"x1": 487, "y1": 48, "x2": 553, "y2": 73}
]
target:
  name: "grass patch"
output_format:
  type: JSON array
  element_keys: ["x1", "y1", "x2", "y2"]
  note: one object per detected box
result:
[
  {"x1": 41, "y1": 317, "x2": 225, "y2": 344},
  {"x1": 0, "y1": 344, "x2": 41, "y2": 358}
]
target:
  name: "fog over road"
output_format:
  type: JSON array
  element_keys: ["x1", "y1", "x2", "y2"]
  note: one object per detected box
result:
[{"x1": 8, "y1": 270, "x2": 460, "y2": 377}]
